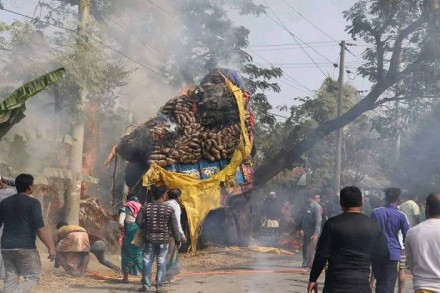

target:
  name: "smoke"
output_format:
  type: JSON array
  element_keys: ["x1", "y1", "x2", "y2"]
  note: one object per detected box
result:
[{"x1": 0, "y1": 0, "x2": 253, "y2": 207}]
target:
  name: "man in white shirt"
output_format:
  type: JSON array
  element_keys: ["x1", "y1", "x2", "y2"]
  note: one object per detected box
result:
[
  {"x1": 165, "y1": 188, "x2": 187, "y2": 282},
  {"x1": 405, "y1": 193, "x2": 440, "y2": 293}
]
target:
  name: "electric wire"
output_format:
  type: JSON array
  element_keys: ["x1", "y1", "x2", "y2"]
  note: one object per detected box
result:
[
  {"x1": 265, "y1": 12, "x2": 337, "y2": 67},
  {"x1": 281, "y1": 0, "x2": 339, "y2": 43},
  {"x1": 147, "y1": 0, "x2": 177, "y2": 19},
  {"x1": 105, "y1": 4, "x2": 159, "y2": 54},
  {"x1": 250, "y1": 41, "x2": 369, "y2": 47},
  {"x1": 248, "y1": 47, "x2": 313, "y2": 94},
  {"x1": 274, "y1": 1, "x2": 365, "y2": 61},
  {"x1": 262, "y1": 1, "x2": 329, "y2": 76},
  {"x1": 0, "y1": 7, "x2": 162, "y2": 75}
]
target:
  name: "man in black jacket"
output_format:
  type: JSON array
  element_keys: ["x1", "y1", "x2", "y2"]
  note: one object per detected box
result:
[
  {"x1": 307, "y1": 186, "x2": 388, "y2": 293},
  {"x1": 136, "y1": 186, "x2": 181, "y2": 292}
]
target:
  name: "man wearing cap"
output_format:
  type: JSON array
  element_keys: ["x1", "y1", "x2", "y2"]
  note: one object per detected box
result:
[{"x1": 262, "y1": 191, "x2": 281, "y2": 229}]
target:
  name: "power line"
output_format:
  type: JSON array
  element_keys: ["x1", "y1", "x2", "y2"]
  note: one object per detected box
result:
[
  {"x1": 265, "y1": 12, "x2": 337, "y2": 67},
  {"x1": 281, "y1": 0, "x2": 339, "y2": 43},
  {"x1": 268, "y1": 111, "x2": 290, "y2": 119},
  {"x1": 105, "y1": 4, "x2": 159, "y2": 55},
  {"x1": 280, "y1": 1, "x2": 366, "y2": 61},
  {"x1": 147, "y1": 0, "x2": 177, "y2": 19},
  {"x1": 279, "y1": 78, "x2": 313, "y2": 95},
  {"x1": 0, "y1": 7, "x2": 162, "y2": 75},
  {"x1": 262, "y1": 1, "x2": 331, "y2": 76},
  {"x1": 248, "y1": 47, "x2": 313, "y2": 94},
  {"x1": 250, "y1": 41, "x2": 369, "y2": 48},
  {"x1": 252, "y1": 44, "x2": 340, "y2": 52},
  {"x1": 267, "y1": 61, "x2": 363, "y2": 66}
]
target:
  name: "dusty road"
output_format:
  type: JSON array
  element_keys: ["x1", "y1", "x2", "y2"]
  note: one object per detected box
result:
[{"x1": 2, "y1": 247, "x2": 414, "y2": 292}]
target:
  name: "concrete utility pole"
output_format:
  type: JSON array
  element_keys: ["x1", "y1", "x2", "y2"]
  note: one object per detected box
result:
[
  {"x1": 334, "y1": 41, "x2": 345, "y2": 196},
  {"x1": 65, "y1": 0, "x2": 91, "y2": 225}
]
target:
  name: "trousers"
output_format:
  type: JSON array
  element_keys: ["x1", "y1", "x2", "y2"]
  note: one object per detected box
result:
[
  {"x1": 1, "y1": 249, "x2": 41, "y2": 293},
  {"x1": 302, "y1": 231, "x2": 317, "y2": 268},
  {"x1": 373, "y1": 259, "x2": 398, "y2": 293},
  {"x1": 90, "y1": 240, "x2": 120, "y2": 272},
  {"x1": 141, "y1": 243, "x2": 169, "y2": 290},
  {"x1": 323, "y1": 283, "x2": 371, "y2": 293}
]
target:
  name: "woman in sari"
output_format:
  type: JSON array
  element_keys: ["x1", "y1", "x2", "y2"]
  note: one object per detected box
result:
[
  {"x1": 165, "y1": 188, "x2": 187, "y2": 282},
  {"x1": 119, "y1": 195, "x2": 143, "y2": 283}
]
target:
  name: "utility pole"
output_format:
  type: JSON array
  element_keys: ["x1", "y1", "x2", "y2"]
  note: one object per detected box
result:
[
  {"x1": 334, "y1": 41, "x2": 345, "y2": 196},
  {"x1": 65, "y1": 0, "x2": 91, "y2": 225}
]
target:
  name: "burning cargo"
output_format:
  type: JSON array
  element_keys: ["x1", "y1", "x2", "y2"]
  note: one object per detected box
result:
[
  {"x1": 116, "y1": 70, "x2": 253, "y2": 168},
  {"x1": 110, "y1": 69, "x2": 255, "y2": 250}
]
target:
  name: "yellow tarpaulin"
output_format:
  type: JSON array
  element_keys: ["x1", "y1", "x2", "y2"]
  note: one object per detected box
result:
[{"x1": 143, "y1": 77, "x2": 251, "y2": 251}]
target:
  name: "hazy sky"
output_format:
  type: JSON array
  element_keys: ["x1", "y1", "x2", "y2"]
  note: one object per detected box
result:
[
  {"x1": 235, "y1": 0, "x2": 371, "y2": 116},
  {"x1": 0, "y1": 0, "x2": 371, "y2": 117}
]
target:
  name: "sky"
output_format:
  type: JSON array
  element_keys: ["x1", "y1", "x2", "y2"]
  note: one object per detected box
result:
[
  {"x1": 0, "y1": 0, "x2": 371, "y2": 118},
  {"x1": 234, "y1": 0, "x2": 371, "y2": 117}
]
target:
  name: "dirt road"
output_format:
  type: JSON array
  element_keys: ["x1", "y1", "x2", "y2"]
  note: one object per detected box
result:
[{"x1": 2, "y1": 247, "x2": 414, "y2": 292}]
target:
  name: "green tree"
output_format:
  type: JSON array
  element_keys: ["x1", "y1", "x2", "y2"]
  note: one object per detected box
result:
[{"x1": 254, "y1": 0, "x2": 440, "y2": 186}]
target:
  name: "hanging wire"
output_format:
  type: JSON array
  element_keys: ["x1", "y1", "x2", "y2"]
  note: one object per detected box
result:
[
  {"x1": 262, "y1": 1, "x2": 333, "y2": 76},
  {"x1": 0, "y1": 7, "x2": 163, "y2": 75}
]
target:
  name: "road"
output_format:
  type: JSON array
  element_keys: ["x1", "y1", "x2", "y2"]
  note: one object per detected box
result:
[
  {"x1": 63, "y1": 253, "x2": 413, "y2": 293},
  {"x1": 1, "y1": 247, "x2": 415, "y2": 292}
]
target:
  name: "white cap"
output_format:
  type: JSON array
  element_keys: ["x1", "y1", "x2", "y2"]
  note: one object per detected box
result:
[{"x1": 269, "y1": 191, "x2": 276, "y2": 195}]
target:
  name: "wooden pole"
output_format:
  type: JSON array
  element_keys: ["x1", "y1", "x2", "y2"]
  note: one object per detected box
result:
[
  {"x1": 334, "y1": 41, "x2": 345, "y2": 196},
  {"x1": 65, "y1": 0, "x2": 91, "y2": 225}
]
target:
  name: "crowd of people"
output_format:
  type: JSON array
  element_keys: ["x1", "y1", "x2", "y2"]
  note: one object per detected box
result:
[
  {"x1": 0, "y1": 174, "x2": 186, "y2": 293},
  {"x1": 1, "y1": 172, "x2": 440, "y2": 293},
  {"x1": 260, "y1": 187, "x2": 439, "y2": 293},
  {"x1": 305, "y1": 187, "x2": 439, "y2": 293}
]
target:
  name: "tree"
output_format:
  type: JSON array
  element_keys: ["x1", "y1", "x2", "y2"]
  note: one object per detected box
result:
[
  {"x1": 254, "y1": 0, "x2": 440, "y2": 186},
  {"x1": 0, "y1": 68, "x2": 66, "y2": 139},
  {"x1": 253, "y1": 77, "x2": 381, "y2": 191}
]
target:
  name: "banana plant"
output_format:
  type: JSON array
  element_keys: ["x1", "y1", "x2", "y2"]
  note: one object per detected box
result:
[{"x1": 0, "y1": 67, "x2": 65, "y2": 139}]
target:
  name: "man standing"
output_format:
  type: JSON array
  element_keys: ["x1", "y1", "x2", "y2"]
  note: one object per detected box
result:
[
  {"x1": 308, "y1": 186, "x2": 388, "y2": 293},
  {"x1": 399, "y1": 193, "x2": 421, "y2": 228},
  {"x1": 0, "y1": 175, "x2": 16, "y2": 281},
  {"x1": 397, "y1": 193, "x2": 421, "y2": 293},
  {"x1": 136, "y1": 186, "x2": 181, "y2": 292},
  {"x1": 299, "y1": 193, "x2": 323, "y2": 269},
  {"x1": 0, "y1": 174, "x2": 56, "y2": 293},
  {"x1": 262, "y1": 191, "x2": 280, "y2": 229},
  {"x1": 405, "y1": 192, "x2": 440, "y2": 293},
  {"x1": 371, "y1": 187, "x2": 409, "y2": 293}
]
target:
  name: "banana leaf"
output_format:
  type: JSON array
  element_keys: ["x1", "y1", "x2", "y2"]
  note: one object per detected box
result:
[{"x1": 0, "y1": 67, "x2": 65, "y2": 139}]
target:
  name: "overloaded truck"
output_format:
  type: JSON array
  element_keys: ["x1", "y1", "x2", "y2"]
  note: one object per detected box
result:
[{"x1": 109, "y1": 69, "x2": 256, "y2": 250}]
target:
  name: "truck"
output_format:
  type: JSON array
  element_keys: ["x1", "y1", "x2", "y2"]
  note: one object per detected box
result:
[{"x1": 110, "y1": 68, "x2": 256, "y2": 249}]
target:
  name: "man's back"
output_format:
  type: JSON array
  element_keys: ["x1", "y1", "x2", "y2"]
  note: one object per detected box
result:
[
  {"x1": 0, "y1": 193, "x2": 44, "y2": 249},
  {"x1": 314, "y1": 212, "x2": 387, "y2": 285},
  {"x1": 140, "y1": 202, "x2": 176, "y2": 243},
  {"x1": 406, "y1": 219, "x2": 440, "y2": 291},
  {"x1": 371, "y1": 204, "x2": 409, "y2": 260},
  {"x1": 399, "y1": 200, "x2": 420, "y2": 227}
]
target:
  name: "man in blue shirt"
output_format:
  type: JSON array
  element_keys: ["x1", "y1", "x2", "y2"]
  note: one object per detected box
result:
[{"x1": 371, "y1": 187, "x2": 409, "y2": 293}]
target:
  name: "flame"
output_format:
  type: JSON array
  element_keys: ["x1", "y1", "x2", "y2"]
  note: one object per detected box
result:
[{"x1": 81, "y1": 102, "x2": 99, "y2": 197}]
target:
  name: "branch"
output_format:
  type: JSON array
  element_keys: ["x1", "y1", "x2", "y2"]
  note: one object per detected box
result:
[
  {"x1": 387, "y1": 17, "x2": 425, "y2": 76},
  {"x1": 374, "y1": 94, "x2": 440, "y2": 107},
  {"x1": 373, "y1": 97, "x2": 407, "y2": 107}
]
